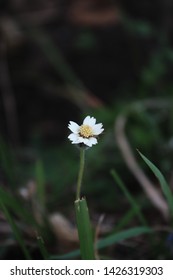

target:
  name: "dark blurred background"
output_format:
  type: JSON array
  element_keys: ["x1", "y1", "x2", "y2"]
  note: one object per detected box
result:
[
  {"x1": 1, "y1": 0, "x2": 173, "y2": 259},
  {"x1": 0, "y1": 0, "x2": 172, "y2": 146}
]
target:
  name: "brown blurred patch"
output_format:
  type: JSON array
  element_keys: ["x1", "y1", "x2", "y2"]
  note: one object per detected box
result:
[{"x1": 67, "y1": 0, "x2": 121, "y2": 26}]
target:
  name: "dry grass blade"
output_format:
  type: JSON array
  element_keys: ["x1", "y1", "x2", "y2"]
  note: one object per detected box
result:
[{"x1": 115, "y1": 114, "x2": 169, "y2": 220}]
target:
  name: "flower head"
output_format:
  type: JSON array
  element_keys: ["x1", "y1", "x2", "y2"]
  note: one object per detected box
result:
[{"x1": 68, "y1": 116, "x2": 104, "y2": 147}]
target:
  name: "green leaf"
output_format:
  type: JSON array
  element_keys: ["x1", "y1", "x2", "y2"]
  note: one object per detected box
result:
[
  {"x1": 74, "y1": 198, "x2": 95, "y2": 260},
  {"x1": 50, "y1": 226, "x2": 152, "y2": 259},
  {"x1": 97, "y1": 227, "x2": 152, "y2": 249},
  {"x1": 50, "y1": 249, "x2": 80, "y2": 260},
  {"x1": 115, "y1": 208, "x2": 141, "y2": 231},
  {"x1": 138, "y1": 150, "x2": 173, "y2": 216}
]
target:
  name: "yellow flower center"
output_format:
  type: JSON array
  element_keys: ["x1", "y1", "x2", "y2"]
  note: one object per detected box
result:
[{"x1": 79, "y1": 125, "x2": 93, "y2": 138}]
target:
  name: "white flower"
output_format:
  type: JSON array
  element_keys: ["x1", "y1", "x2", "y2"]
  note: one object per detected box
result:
[{"x1": 68, "y1": 116, "x2": 104, "y2": 147}]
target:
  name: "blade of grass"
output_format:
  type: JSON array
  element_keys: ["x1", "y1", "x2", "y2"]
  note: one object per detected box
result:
[
  {"x1": 115, "y1": 208, "x2": 139, "y2": 231},
  {"x1": 138, "y1": 150, "x2": 173, "y2": 217},
  {"x1": 97, "y1": 226, "x2": 152, "y2": 250},
  {"x1": 50, "y1": 208, "x2": 135, "y2": 259},
  {"x1": 111, "y1": 169, "x2": 147, "y2": 225},
  {"x1": 50, "y1": 248, "x2": 80, "y2": 260},
  {"x1": 50, "y1": 226, "x2": 152, "y2": 259},
  {"x1": 0, "y1": 198, "x2": 31, "y2": 259},
  {"x1": 74, "y1": 197, "x2": 95, "y2": 260}
]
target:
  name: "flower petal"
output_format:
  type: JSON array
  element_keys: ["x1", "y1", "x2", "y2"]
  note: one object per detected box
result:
[
  {"x1": 86, "y1": 137, "x2": 97, "y2": 147},
  {"x1": 83, "y1": 116, "x2": 96, "y2": 126},
  {"x1": 82, "y1": 138, "x2": 90, "y2": 145},
  {"x1": 68, "y1": 133, "x2": 78, "y2": 142},
  {"x1": 68, "y1": 121, "x2": 79, "y2": 133},
  {"x1": 93, "y1": 123, "x2": 104, "y2": 135}
]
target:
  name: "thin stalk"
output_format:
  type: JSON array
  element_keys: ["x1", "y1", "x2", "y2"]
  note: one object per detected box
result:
[{"x1": 76, "y1": 148, "x2": 85, "y2": 200}]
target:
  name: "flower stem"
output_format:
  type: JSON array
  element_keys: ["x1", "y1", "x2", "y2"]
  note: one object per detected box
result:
[{"x1": 76, "y1": 148, "x2": 85, "y2": 200}]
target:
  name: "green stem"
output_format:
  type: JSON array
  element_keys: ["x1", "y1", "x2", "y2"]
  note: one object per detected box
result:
[{"x1": 76, "y1": 148, "x2": 85, "y2": 200}]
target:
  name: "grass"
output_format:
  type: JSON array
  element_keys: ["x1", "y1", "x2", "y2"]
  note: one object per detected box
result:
[
  {"x1": 2, "y1": 86, "x2": 173, "y2": 260},
  {"x1": 138, "y1": 150, "x2": 173, "y2": 219},
  {"x1": 111, "y1": 169, "x2": 147, "y2": 226},
  {"x1": 0, "y1": 142, "x2": 172, "y2": 259},
  {"x1": 0, "y1": 194, "x2": 31, "y2": 260}
]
